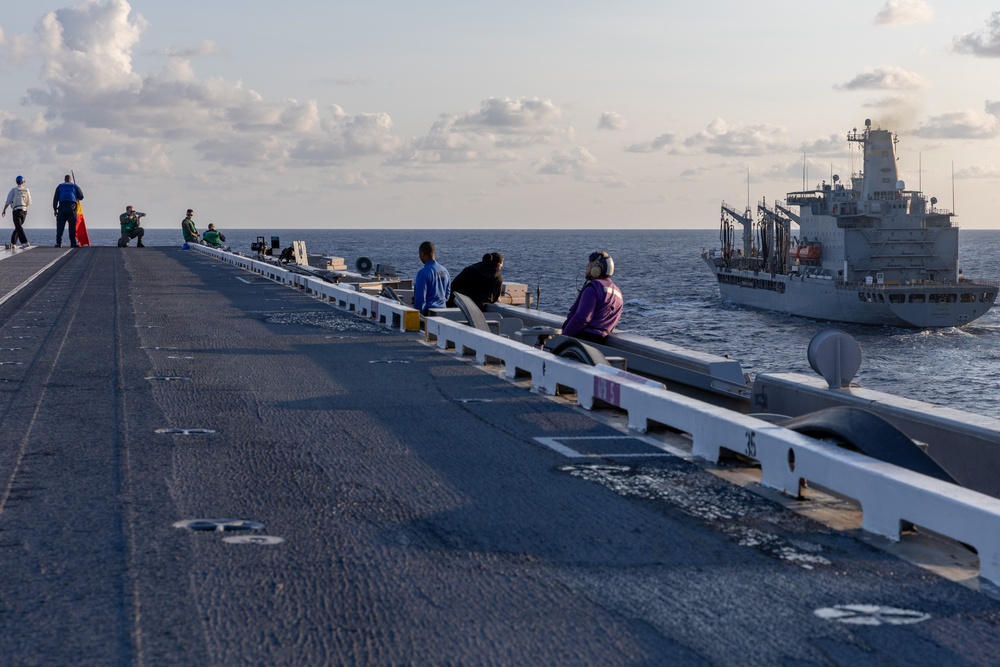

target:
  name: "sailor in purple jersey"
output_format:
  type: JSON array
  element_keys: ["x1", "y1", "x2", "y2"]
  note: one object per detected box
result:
[{"x1": 561, "y1": 251, "x2": 623, "y2": 344}]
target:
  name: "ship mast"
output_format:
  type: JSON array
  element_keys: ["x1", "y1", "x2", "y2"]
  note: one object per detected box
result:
[{"x1": 720, "y1": 202, "x2": 754, "y2": 265}]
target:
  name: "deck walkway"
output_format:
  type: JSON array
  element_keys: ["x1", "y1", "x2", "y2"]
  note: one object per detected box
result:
[{"x1": 0, "y1": 247, "x2": 998, "y2": 666}]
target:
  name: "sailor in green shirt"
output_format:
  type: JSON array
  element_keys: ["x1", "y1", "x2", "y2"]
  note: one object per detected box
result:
[
  {"x1": 203, "y1": 223, "x2": 226, "y2": 248},
  {"x1": 181, "y1": 208, "x2": 201, "y2": 244},
  {"x1": 118, "y1": 205, "x2": 145, "y2": 247}
]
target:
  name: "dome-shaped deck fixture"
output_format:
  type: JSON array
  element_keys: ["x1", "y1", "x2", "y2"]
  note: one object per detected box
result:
[{"x1": 807, "y1": 330, "x2": 862, "y2": 389}]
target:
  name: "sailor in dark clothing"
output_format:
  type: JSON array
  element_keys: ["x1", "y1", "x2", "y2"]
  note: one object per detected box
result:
[
  {"x1": 52, "y1": 175, "x2": 82, "y2": 248},
  {"x1": 447, "y1": 252, "x2": 504, "y2": 310}
]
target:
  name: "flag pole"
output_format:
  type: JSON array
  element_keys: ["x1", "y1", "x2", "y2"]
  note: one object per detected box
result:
[{"x1": 68, "y1": 169, "x2": 91, "y2": 246}]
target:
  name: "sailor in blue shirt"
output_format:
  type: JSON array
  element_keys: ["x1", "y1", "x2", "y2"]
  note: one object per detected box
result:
[
  {"x1": 413, "y1": 241, "x2": 450, "y2": 315},
  {"x1": 51, "y1": 175, "x2": 83, "y2": 248}
]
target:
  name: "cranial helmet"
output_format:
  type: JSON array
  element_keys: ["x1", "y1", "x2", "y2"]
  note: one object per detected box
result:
[{"x1": 587, "y1": 251, "x2": 614, "y2": 279}]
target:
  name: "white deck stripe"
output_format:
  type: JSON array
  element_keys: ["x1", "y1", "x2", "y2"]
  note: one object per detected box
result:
[{"x1": 0, "y1": 251, "x2": 70, "y2": 309}]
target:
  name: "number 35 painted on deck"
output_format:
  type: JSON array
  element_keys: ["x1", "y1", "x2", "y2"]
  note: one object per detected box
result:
[{"x1": 745, "y1": 430, "x2": 757, "y2": 458}]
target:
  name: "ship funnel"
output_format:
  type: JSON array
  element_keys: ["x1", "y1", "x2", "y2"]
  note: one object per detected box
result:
[
  {"x1": 860, "y1": 127, "x2": 898, "y2": 200},
  {"x1": 807, "y1": 330, "x2": 862, "y2": 389}
]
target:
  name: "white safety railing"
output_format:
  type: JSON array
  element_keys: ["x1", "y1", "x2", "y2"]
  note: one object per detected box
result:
[
  {"x1": 191, "y1": 243, "x2": 1000, "y2": 585},
  {"x1": 191, "y1": 245, "x2": 420, "y2": 332}
]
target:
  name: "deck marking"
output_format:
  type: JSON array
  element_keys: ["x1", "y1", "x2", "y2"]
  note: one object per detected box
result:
[
  {"x1": 235, "y1": 276, "x2": 252, "y2": 284},
  {"x1": 0, "y1": 252, "x2": 68, "y2": 309},
  {"x1": 814, "y1": 605, "x2": 930, "y2": 626},
  {"x1": 222, "y1": 535, "x2": 285, "y2": 545},
  {"x1": 155, "y1": 428, "x2": 216, "y2": 435},
  {"x1": 173, "y1": 519, "x2": 264, "y2": 532},
  {"x1": 535, "y1": 437, "x2": 585, "y2": 458},
  {"x1": 534, "y1": 435, "x2": 674, "y2": 459}
]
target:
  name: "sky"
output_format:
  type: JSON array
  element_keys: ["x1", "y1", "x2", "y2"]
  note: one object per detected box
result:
[{"x1": 3, "y1": 0, "x2": 1000, "y2": 230}]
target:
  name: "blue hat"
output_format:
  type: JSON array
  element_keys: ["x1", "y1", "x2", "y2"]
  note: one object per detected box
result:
[{"x1": 15, "y1": 176, "x2": 23, "y2": 183}]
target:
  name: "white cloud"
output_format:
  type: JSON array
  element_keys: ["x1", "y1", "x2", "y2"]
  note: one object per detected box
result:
[
  {"x1": 390, "y1": 115, "x2": 513, "y2": 165},
  {"x1": 597, "y1": 111, "x2": 628, "y2": 131},
  {"x1": 37, "y1": 0, "x2": 147, "y2": 96},
  {"x1": 329, "y1": 171, "x2": 373, "y2": 189},
  {"x1": 626, "y1": 120, "x2": 790, "y2": 157},
  {"x1": 290, "y1": 108, "x2": 402, "y2": 166},
  {"x1": 537, "y1": 146, "x2": 624, "y2": 186},
  {"x1": 798, "y1": 133, "x2": 846, "y2": 157},
  {"x1": 496, "y1": 170, "x2": 546, "y2": 187},
  {"x1": 834, "y1": 66, "x2": 929, "y2": 91},
  {"x1": 913, "y1": 109, "x2": 1000, "y2": 139},
  {"x1": 92, "y1": 138, "x2": 172, "y2": 175},
  {"x1": 196, "y1": 135, "x2": 289, "y2": 168},
  {"x1": 874, "y1": 0, "x2": 933, "y2": 26},
  {"x1": 678, "y1": 165, "x2": 712, "y2": 180},
  {"x1": 761, "y1": 159, "x2": 842, "y2": 184},
  {"x1": 953, "y1": 11, "x2": 1000, "y2": 57},
  {"x1": 625, "y1": 132, "x2": 676, "y2": 153},
  {"x1": 0, "y1": 0, "x2": 402, "y2": 173},
  {"x1": 392, "y1": 97, "x2": 571, "y2": 167},
  {"x1": 955, "y1": 164, "x2": 1000, "y2": 179},
  {"x1": 455, "y1": 97, "x2": 561, "y2": 131},
  {"x1": 150, "y1": 40, "x2": 223, "y2": 58},
  {"x1": 0, "y1": 112, "x2": 50, "y2": 143},
  {"x1": 684, "y1": 119, "x2": 790, "y2": 157}
]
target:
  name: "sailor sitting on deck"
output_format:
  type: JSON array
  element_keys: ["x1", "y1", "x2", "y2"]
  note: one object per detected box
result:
[
  {"x1": 560, "y1": 251, "x2": 623, "y2": 345},
  {"x1": 413, "y1": 241, "x2": 450, "y2": 316},
  {"x1": 202, "y1": 223, "x2": 226, "y2": 248},
  {"x1": 181, "y1": 209, "x2": 202, "y2": 245},
  {"x1": 447, "y1": 252, "x2": 503, "y2": 311}
]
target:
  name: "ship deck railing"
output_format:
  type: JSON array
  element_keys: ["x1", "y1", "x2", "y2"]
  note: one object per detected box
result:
[{"x1": 191, "y1": 243, "x2": 1000, "y2": 588}]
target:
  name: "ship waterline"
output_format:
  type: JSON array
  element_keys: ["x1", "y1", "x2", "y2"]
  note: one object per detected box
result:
[{"x1": 707, "y1": 267, "x2": 998, "y2": 327}]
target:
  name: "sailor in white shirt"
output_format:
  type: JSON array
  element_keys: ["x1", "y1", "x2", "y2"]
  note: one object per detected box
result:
[{"x1": 2, "y1": 175, "x2": 32, "y2": 247}]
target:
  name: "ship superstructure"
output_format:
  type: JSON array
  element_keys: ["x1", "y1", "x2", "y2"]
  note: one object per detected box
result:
[{"x1": 703, "y1": 120, "x2": 998, "y2": 327}]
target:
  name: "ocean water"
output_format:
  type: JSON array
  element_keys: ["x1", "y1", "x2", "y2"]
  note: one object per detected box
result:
[{"x1": 81, "y1": 226, "x2": 1000, "y2": 418}]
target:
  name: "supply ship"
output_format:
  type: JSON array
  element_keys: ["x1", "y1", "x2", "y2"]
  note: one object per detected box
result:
[{"x1": 703, "y1": 119, "x2": 998, "y2": 327}]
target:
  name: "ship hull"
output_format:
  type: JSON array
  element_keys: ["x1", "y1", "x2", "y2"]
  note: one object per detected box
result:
[{"x1": 705, "y1": 257, "x2": 996, "y2": 327}]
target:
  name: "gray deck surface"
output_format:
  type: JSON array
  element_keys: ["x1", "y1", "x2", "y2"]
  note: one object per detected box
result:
[{"x1": 0, "y1": 247, "x2": 998, "y2": 666}]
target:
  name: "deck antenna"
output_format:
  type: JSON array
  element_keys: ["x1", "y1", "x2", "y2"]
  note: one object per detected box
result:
[
  {"x1": 952, "y1": 161, "x2": 956, "y2": 216},
  {"x1": 918, "y1": 152, "x2": 922, "y2": 193},
  {"x1": 746, "y1": 166, "x2": 751, "y2": 210},
  {"x1": 802, "y1": 152, "x2": 807, "y2": 190},
  {"x1": 850, "y1": 134, "x2": 856, "y2": 178}
]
